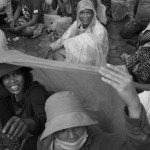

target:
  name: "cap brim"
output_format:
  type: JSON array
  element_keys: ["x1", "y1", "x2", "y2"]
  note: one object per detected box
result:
[{"x1": 40, "y1": 111, "x2": 98, "y2": 141}]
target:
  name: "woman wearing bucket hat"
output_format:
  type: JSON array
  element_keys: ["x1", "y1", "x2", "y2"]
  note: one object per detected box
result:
[
  {"x1": 0, "y1": 63, "x2": 52, "y2": 150},
  {"x1": 38, "y1": 63, "x2": 150, "y2": 150}
]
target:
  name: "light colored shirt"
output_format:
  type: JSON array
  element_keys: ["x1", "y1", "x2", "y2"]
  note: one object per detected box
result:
[{"x1": 0, "y1": 0, "x2": 13, "y2": 17}]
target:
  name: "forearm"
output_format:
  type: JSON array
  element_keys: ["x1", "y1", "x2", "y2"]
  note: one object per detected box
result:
[
  {"x1": 127, "y1": 101, "x2": 142, "y2": 119},
  {"x1": 13, "y1": 7, "x2": 21, "y2": 22},
  {"x1": 19, "y1": 17, "x2": 38, "y2": 30},
  {"x1": 124, "y1": 105, "x2": 150, "y2": 149},
  {"x1": 134, "y1": 82, "x2": 150, "y2": 91}
]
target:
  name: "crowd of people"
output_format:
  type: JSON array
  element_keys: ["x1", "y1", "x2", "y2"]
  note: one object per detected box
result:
[{"x1": 1, "y1": 0, "x2": 150, "y2": 150}]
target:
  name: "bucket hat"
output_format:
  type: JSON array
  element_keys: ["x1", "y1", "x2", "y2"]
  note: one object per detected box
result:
[
  {"x1": 0, "y1": 63, "x2": 31, "y2": 79},
  {"x1": 40, "y1": 91, "x2": 98, "y2": 140}
]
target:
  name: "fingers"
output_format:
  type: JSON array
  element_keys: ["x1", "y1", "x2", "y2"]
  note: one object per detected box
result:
[
  {"x1": 101, "y1": 76, "x2": 120, "y2": 91},
  {"x1": 2, "y1": 116, "x2": 16, "y2": 134},
  {"x1": 2, "y1": 116, "x2": 28, "y2": 139},
  {"x1": 99, "y1": 64, "x2": 129, "y2": 83},
  {"x1": 99, "y1": 64, "x2": 133, "y2": 91}
]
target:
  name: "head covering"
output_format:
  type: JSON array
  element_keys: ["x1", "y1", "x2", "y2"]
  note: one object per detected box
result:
[
  {"x1": 76, "y1": 0, "x2": 96, "y2": 32},
  {"x1": 0, "y1": 63, "x2": 31, "y2": 79},
  {"x1": 76, "y1": 0, "x2": 107, "y2": 27},
  {"x1": 64, "y1": 33, "x2": 106, "y2": 66},
  {"x1": 40, "y1": 91, "x2": 98, "y2": 140}
]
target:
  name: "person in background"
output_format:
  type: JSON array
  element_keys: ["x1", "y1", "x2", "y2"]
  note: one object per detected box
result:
[
  {"x1": 9, "y1": 0, "x2": 44, "y2": 37},
  {"x1": 37, "y1": 64, "x2": 150, "y2": 150},
  {"x1": 69, "y1": 0, "x2": 98, "y2": 23},
  {"x1": 0, "y1": 63, "x2": 52, "y2": 150},
  {"x1": 52, "y1": 0, "x2": 71, "y2": 17},
  {"x1": 45, "y1": 0, "x2": 108, "y2": 62},
  {"x1": 0, "y1": 0, "x2": 13, "y2": 24},
  {"x1": 120, "y1": 0, "x2": 150, "y2": 39}
]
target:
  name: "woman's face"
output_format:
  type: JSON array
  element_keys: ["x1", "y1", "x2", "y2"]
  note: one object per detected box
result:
[
  {"x1": 79, "y1": 9, "x2": 93, "y2": 28},
  {"x1": 55, "y1": 126, "x2": 85, "y2": 143},
  {"x1": 2, "y1": 70, "x2": 25, "y2": 95}
]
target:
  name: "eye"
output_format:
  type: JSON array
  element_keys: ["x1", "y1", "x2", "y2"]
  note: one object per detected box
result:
[{"x1": 2, "y1": 74, "x2": 9, "y2": 80}]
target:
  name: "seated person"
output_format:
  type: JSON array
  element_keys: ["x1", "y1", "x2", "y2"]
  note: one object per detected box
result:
[
  {"x1": 45, "y1": 0, "x2": 72, "y2": 37},
  {"x1": 121, "y1": 41, "x2": 150, "y2": 92},
  {"x1": 64, "y1": 33, "x2": 106, "y2": 66},
  {"x1": 9, "y1": 0, "x2": 44, "y2": 37},
  {"x1": 0, "y1": 63, "x2": 52, "y2": 150},
  {"x1": 120, "y1": 0, "x2": 150, "y2": 39},
  {"x1": 0, "y1": 0, "x2": 13, "y2": 24},
  {"x1": 38, "y1": 64, "x2": 150, "y2": 150},
  {"x1": 52, "y1": 0, "x2": 71, "y2": 17},
  {"x1": 45, "y1": 0, "x2": 108, "y2": 62}
]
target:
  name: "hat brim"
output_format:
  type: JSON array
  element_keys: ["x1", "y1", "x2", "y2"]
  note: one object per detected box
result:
[
  {"x1": 0, "y1": 63, "x2": 32, "y2": 79},
  {"x1": 40, "y1": 111, "x2": 98, "y2": 141}
]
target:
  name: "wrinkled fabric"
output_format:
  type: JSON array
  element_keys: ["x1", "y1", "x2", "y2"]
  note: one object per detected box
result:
[
  {"x1": 139, "y1": 91, "x2": 150, "y2": 123},
  {"x1": 0, "y1": 30, "x2": 7, "y2": 51},
  {"x1": 50, "y1": 0, "x2": 108, "y2": 59},
  {"x1": 64, "y1": 33, "x2": 106, "y2": 66},
  {"x1": 0, "y1": 0, "x2": 13, "y2": 17}
]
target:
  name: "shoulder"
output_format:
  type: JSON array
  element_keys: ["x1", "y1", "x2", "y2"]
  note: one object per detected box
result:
[
  {"x1": 92, "y1": 20, "x2": 108, "y2": 36},
  {"x1": 26, "y1": 81, "x2": 48, "y2": 97}
]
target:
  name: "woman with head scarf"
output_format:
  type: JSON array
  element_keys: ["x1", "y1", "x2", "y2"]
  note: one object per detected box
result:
[
  {"x1": 46, "y1": 0, "x2": 108, "y2": 65},
  {"x1": 0, "y1": 63, "x2": 52, "y2": 150},
  {"x1": 37, "y1": 63, "x2": 150, "y2": 150}
]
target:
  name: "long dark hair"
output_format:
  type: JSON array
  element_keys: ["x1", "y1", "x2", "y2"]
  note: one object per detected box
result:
[{"x1": 19, "y1": 67, "x2": 33, "y2": 90}]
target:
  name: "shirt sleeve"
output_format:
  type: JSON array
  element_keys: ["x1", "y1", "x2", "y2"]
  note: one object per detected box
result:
[
  {"x1": 50, "y1": 21, "x2": 77, "y2": 50},
  {"x1": 27, "y1": 83, "x2": 52, "y2": 135},
  {"x1": 32, "y1": 0, "x2": 42, "y2": 15},
  {"x1": 101, "y1": 105, "x2": 150, "y2": 150}
]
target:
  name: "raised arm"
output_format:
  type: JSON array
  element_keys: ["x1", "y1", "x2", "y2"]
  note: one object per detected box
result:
[{"x1": 99, "y1": 64, "x2": 150, "y2": 150}]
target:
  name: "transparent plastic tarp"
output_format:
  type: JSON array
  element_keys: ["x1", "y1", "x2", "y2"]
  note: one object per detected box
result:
[{"x1": 0, "y1": 50, "x2": 126, "y2": 137}]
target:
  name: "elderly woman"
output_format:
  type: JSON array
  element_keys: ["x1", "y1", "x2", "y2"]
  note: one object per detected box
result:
[
  {"x1": 38, "y1": 64, "x2": 150, "y2": 150},
  {"x1": 46, "y1": 0, "x2": 108, "y2": 65},
  {"x1": 0, "y1": 63, "x2": 52, "y2": 150}
]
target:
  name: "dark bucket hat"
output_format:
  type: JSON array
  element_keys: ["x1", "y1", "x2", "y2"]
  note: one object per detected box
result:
[{"x1": 0, "y1": 63, "x2": 32, "y2": 79}]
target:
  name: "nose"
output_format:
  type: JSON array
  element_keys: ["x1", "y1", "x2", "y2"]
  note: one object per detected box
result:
[
  {"x1": 9, "y1": 74, "x2": 15, "y2": 83},
  {"x1": 83, "y1": 13, "x2": 87, "y2": 18},
  {"x1": 67, "y1": 129, "x2": 76, "y2": 139}
]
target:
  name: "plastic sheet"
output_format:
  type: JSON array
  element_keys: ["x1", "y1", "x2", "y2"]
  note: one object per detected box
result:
[{"x1": 0, "y1": 50, "x2": 126, "y2": 137}]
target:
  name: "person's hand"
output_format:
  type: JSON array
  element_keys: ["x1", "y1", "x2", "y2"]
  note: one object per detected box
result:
[
  {"x1": 128, "y1": 15, "x2": 136, "y2": 27},
  {"x1": 99, "y1": 64, "x2": 142, "y2": 118},
  {"x1": 2, "y1": 116, "x2": 29, "y2": 140},
  {"x1": 10, "y1": 20, "x2": 15, "y2": 28},
  {"x1": 14, "y1": 26, "x2": 24, "y2": 32}
]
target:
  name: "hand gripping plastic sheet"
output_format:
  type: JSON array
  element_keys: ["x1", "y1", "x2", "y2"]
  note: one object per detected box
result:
[{"x1": 0, "y1": 50, "x2": 126, "y2": 137}]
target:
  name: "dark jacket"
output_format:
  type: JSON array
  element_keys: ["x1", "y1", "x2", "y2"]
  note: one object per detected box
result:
[
  {"x1": 0, "y1": 81, "x2": 52, "y2": 135},
  {"x1": 37, "y1": 106, "x2": 150, "y2": 150}
]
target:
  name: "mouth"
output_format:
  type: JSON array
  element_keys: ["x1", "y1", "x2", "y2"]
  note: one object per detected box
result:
[{"x1": 9, "y1": 84, "x2": 19, "y2": 91}]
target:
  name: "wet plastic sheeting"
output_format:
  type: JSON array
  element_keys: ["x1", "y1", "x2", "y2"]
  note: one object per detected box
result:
[{"x1": 0, "y1": 50, "x2": 125, "y2": 137}]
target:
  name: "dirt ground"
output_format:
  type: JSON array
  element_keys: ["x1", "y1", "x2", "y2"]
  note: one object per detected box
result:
[{"x1": 0, "y1": 20, "x2": 137, "y2": 65}]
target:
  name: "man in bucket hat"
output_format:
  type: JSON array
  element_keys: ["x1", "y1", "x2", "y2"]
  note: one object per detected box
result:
[{"x1": 38, "y1": 64, "x2": 150, "y2": 150}]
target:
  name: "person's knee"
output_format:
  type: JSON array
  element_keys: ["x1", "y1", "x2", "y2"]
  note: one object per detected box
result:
[{"x1": 22, "y1": 27, "x2": 33, "y2": 37}]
